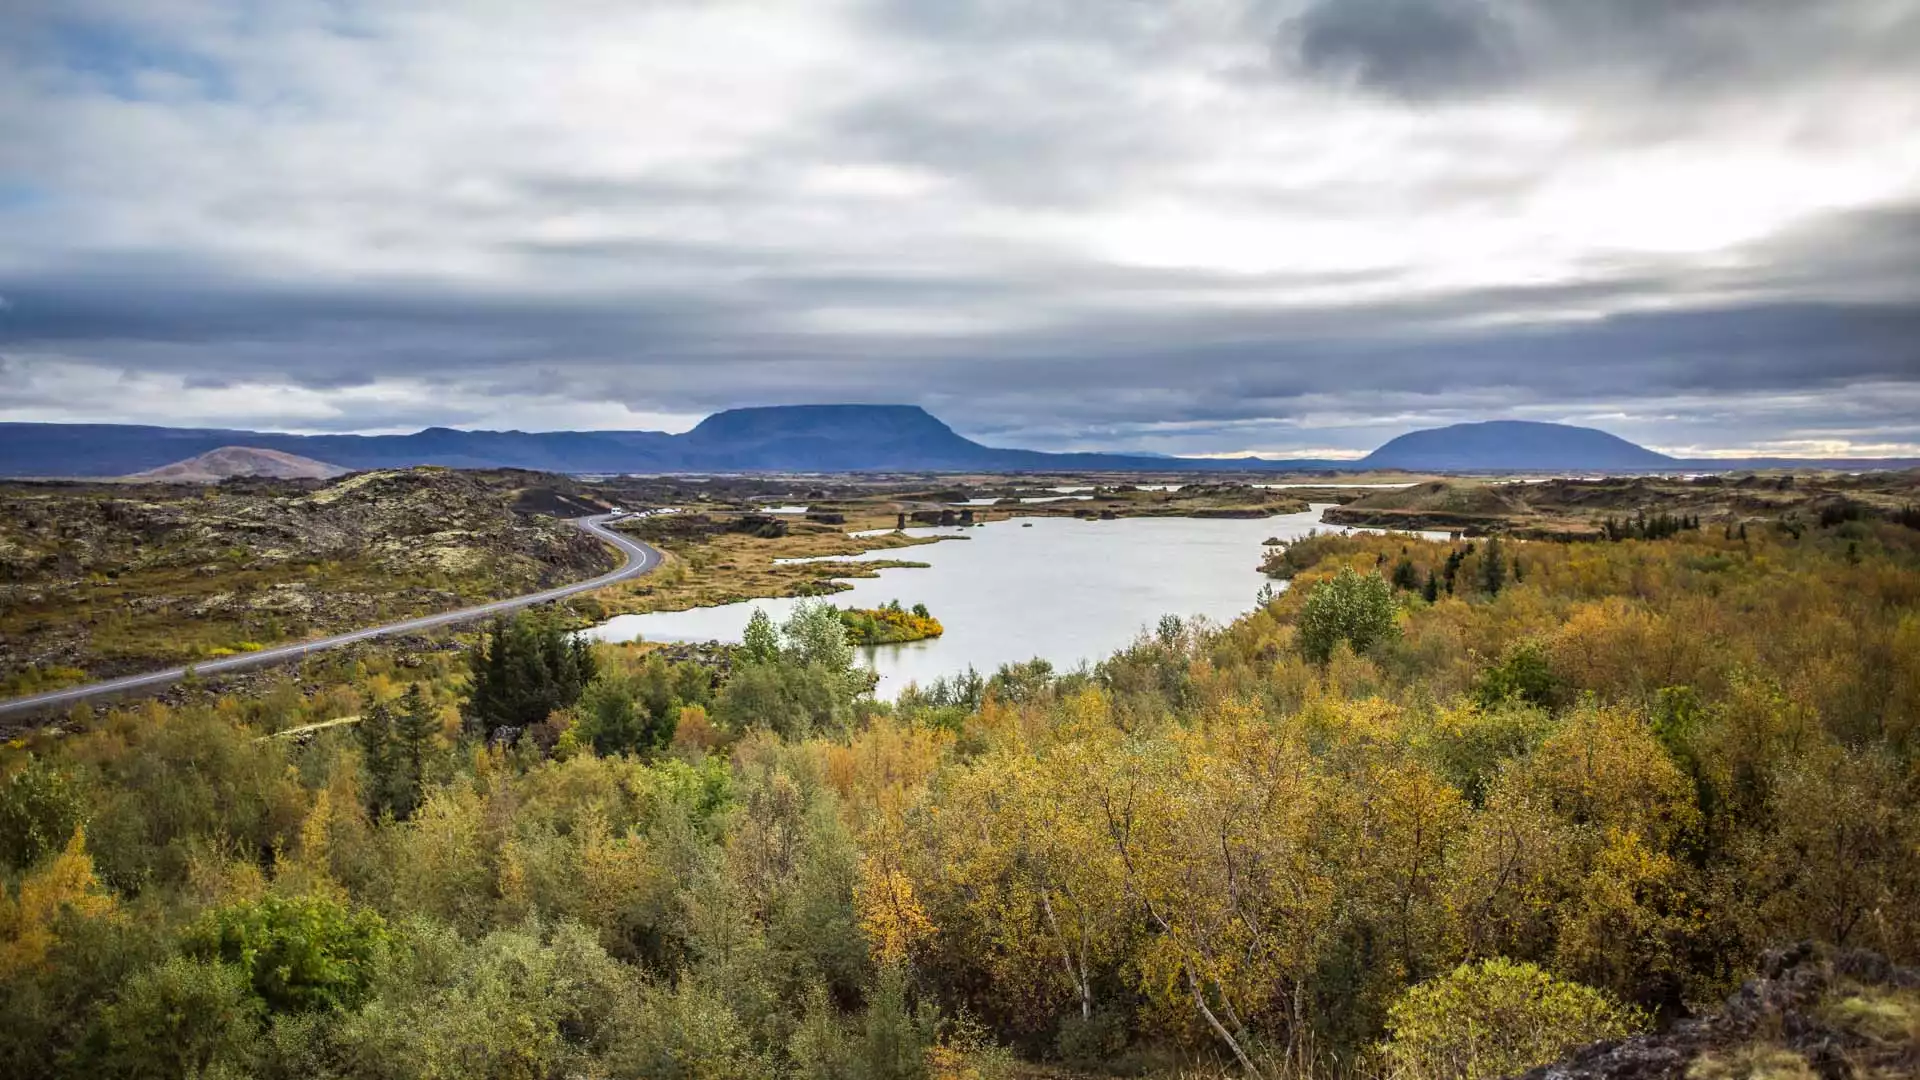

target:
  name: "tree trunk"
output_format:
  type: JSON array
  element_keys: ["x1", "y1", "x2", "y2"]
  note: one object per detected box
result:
[
  {"x1": 1188, "y1": 967, "x2": 1262, "y2": 1080},
  {"x1": 1041, "y1": 887, "x2": 1093, "y2": 1020}
]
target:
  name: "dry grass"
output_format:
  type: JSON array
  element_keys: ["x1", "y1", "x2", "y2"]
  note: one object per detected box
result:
[{"x1": 1687, "y1": 1044, "x2": 1817, "y2": 1080}]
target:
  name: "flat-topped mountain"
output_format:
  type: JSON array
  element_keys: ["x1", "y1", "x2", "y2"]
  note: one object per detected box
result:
[
  {"x1": 679, "y1": 405, "x2": 1009, "y2": 470},
  {"x1": 1359, "y1": 420, "x2": 1678, "y2": 472},
  {"x1": 128, "y1": 446, "x2": 349, "y2": 483}
]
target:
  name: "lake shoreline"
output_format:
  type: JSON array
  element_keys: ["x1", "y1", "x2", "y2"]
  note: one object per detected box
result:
[{"x1": 585, "y1": 507, "x2": 1366, "y2": 696}]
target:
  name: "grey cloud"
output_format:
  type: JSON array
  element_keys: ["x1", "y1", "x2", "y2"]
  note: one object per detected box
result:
[
  {"x1": 6, "y1": 239, "x2": 1915, "y2": 444},
  {"x1": 1747, "y1": 203, "x2": 1920, "y2": 302},
  {"x1": 1281, "y1": 0, "x2": 1520, "y2": 100},
  {"x1": 1274, "y1": 0, "x2": 1916, "y2": 102},
  {"x1": 825, "y1": 74, "x2": 1179, "y2": 208}
]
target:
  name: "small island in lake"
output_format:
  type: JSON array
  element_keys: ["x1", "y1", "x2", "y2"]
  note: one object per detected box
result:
[{"x1": 837, "y1": 599, "x2": 943, "y2": 644}]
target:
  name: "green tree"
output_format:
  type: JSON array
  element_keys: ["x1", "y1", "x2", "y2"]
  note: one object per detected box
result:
[
  {"x1": 463, "y1": 612, "x2": 597, "y2": 738},
  {"x1": 1472, "y1": 639, "x2": 1561, "y2": 710},
  {"x1": 789, "y1": 982, "x2": 860, "y2": 1080},
  {"x1": 185, "y1": 894, "x2": 388, "y2": 1014},
  {"x1": 742, "y1": 608, "x2": 782, "y2": 665},
  {"x1": 714, "y1": 661, "x2": 850, "y2": 738},
  {"x1": 0, "y1": 757, "x2": 84, "y2": 871},
  {"x1": 860, "y1": 963, "x2": 935, "y2": 1080},
  {"x1": 81, "y1": 957, "x2": 261, "y2": 1079},
  {"x1": 576, "y1": 656, "x2": 706, "y2": 757},
  {"x1": 579, "y1": 673, "x2": 643, "y2": 755},
  {"x1": 783, "y1": 600, "x2": 855, "y2": 677},
  {"x1": 323, "y1": 921, "x2": 650, "y2": 1080},
  {"x1": 1391, "y1": 557, "x2": 1420, "y2": 591},
  {"x1": 1297, "y1": 566, "x2": 1399, "y2": 665},
  {"x1": 391, "y1": 683, "x2": 437, "y2": 820},
  {"x1": 357, "y1": 699, "x2": 397, "y2": 816},
  {"x1": 610, "y1": 975, "x2": 772, "y2": 1080},
  {"x1": 1482, "y1": 534, "x2": 1508, "y2": 595},
  {"x1": 1443, "y1": 545, "x2": 1470, "y2": 594},
  {"x1": 1415, "y1": 700, "x2": 1556, "y2": 807},
  {"x1": 1377, "y1": 959, "x2": 1643, "y2": 1080}
]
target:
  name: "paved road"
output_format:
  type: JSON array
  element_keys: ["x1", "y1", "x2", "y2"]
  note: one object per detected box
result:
[{"x1": 0, "y1": 514, "x2": 661, "y2": 719}]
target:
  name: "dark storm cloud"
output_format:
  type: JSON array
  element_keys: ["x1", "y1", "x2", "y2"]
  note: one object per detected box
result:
[
  {"x1": 1276, "y1": 0, "x2": 1920, "y2": 101},
  {"x1": 6, "y1": 233, "x2": 1915, "y2": 439},
  {"x1": 1748, "y1": 203, "x2": 1920, "y2": 300},
  {"x1": 1282, "y1": 0, "x2": 1520, "y2": 100},
  {"x1": 0, "y1": 255, "x2": 753, "y2": 357}
]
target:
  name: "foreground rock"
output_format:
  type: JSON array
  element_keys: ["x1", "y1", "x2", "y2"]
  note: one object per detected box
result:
[{"x1": 1519, "y1": 944, "x2": 1919, "y2": 1080}]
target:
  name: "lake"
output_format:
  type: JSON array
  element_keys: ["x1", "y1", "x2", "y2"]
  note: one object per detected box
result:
[{"x1": 585, "y1": 505, "x2": 1417, "y2": 696}]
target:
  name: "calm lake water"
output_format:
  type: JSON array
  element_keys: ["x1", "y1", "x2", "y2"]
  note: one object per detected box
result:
[{"x1": 586, "y1": 506, "x2": 1410, "y2": 697}]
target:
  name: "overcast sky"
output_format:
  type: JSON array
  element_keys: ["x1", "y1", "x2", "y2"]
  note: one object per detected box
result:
[{"x1": 2, "y1": 0, "x2": 1917, "y2": 457}]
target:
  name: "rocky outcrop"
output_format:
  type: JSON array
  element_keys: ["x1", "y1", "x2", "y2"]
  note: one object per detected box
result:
[
  {"x1": 1518, "y1": 944, "x2": 1919, "y2": 1080},
  {"x1": 0, "y1": 469, "x2": 617, "y2": 682}
]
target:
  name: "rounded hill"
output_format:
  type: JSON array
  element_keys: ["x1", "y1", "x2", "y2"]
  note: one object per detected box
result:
[{"x1": 1359, "y1": 420, "x2": 1677, "y2": 472}]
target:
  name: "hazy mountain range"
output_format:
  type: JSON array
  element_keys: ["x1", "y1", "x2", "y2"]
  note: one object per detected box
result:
[{"x1": 1, "y1": 407, "x2": 1912, "y2": 478}]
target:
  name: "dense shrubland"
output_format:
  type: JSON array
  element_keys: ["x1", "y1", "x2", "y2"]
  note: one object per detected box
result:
[{"x1": 1, "y1": 516, "x2": 1916, "y2": 1078}]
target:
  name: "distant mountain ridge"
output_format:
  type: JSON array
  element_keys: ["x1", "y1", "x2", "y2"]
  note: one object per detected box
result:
[
  {"x1": 0, "y1": 406, "x2": 1339, "y2": 476},
  {"x1": 0, "y1": 407, "x2": 1911, "y2": 477}
]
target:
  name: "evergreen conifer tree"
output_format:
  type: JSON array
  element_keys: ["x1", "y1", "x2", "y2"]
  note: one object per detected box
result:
[
  {"x1": 357, "y1": 700, "x2": 396, "y2": 816},
  {"x1": 392, "y1": 684, "x2": 436, "y2": 819},
  {"x1": 462, "y1": 613, "x2": 597, "y2": 740},
  {"x1": 1482, "y1": 534, "x2": 1507, "y2": 595},
  {"x1": 1392, "y1": 558, "x2": 1420, "y2": 591}
]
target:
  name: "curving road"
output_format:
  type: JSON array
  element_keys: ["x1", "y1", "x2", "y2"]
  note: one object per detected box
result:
[{"x1": 0, "y1": 514, "x2": 661, "y2": 719}]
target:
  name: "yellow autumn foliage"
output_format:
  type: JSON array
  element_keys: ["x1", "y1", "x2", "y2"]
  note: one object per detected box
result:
[
  {"x1": 0, "y1": 826, "x2": 116, "y2": 977},
  {"x1": 857, "y1": 858, "x2": 935, "y2": 967}
]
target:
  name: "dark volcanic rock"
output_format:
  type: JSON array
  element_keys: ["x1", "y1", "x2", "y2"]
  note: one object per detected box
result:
[
  {"x1": 1516, "y1": 944, "x2": 1919, "y2": 1080},
  {"x1": 0, "y1": 468, "x2": 617, "y2": 682}
]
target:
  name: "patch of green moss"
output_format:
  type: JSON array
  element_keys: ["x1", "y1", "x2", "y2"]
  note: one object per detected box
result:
[
  {"x1": 1821, "y1": 987, "x2": 1919, "y2": 1044},
  {"x1": 1687, "y1": 1044, "x2": 1816, "y2": 1080}
]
